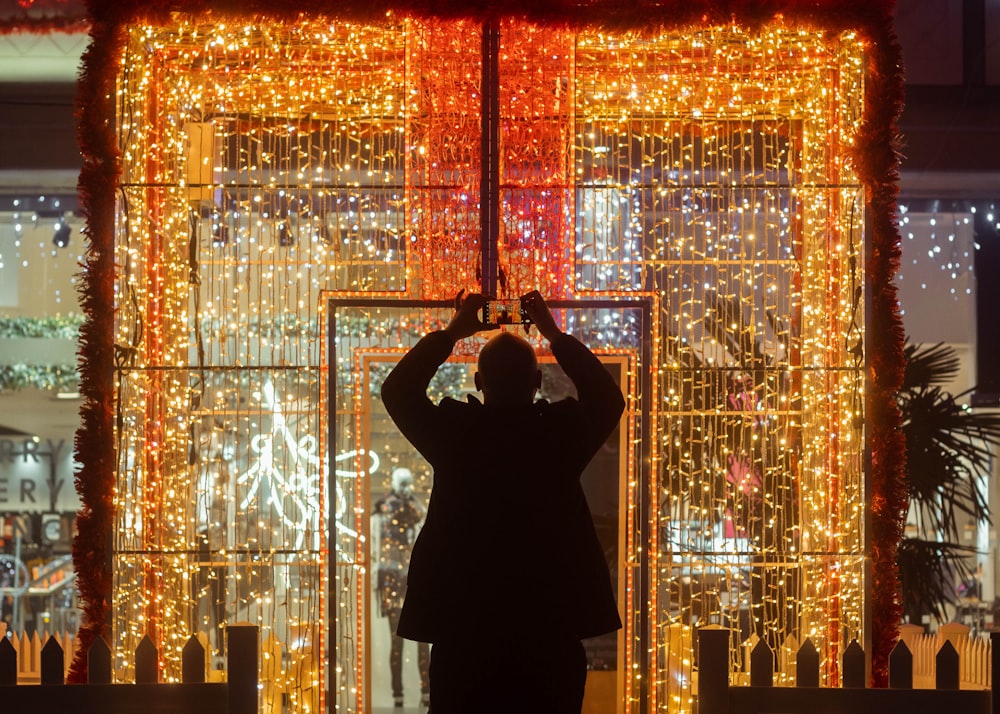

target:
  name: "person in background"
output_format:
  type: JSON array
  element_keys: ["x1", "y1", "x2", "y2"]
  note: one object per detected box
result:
[{"x1": 372, "y1": 467, "x2": 430, "y2": 708}]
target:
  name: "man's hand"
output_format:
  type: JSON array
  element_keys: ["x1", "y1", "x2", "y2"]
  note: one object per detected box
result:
[
  {"x1": 521, "y1": 290, "x2": 562, "y2": 343},
  {"x1": 443, "y1": 291, "x2": 489, "y2": 342}
]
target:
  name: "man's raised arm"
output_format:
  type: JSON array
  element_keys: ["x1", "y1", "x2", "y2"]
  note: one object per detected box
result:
[
  {"x1": 380, "y1": 293, "x2": 488, "y2": 459},
  {"x1": 521, "y1": 290, "x2": 626, "y2": 441}
]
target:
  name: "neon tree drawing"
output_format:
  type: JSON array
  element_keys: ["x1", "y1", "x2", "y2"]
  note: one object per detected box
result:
[{"x1": 237, "y1": 379, "x2": 379, "y2": 553}]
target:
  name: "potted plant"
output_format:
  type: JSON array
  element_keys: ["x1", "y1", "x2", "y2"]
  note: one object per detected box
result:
[{"x1": 897, "y1": 341, "x2": 1000, "y2": 626}]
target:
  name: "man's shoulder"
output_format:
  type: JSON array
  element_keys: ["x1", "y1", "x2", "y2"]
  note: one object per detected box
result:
[
  {"x1": 432, "y1": 396, "x2": 480, "y2": 427},
  {"x1": 544, "y1": 397, "x2": 580, "y2": 414},
  {"x1": 439, "y1": 395, "x2": 479, "y2": 411}
]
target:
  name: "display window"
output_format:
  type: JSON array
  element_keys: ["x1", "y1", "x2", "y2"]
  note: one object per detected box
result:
[
  {"x1": 331, "y1": 299, "x2": 646, "y2": 713},
  {"x1": 94, "y1": 14, "x2": 872, "y2": 710}
]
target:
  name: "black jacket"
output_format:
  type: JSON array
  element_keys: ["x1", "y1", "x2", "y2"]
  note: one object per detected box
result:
[{"x1": 381, "y1": 329, "x2": 625, "y2": 643}]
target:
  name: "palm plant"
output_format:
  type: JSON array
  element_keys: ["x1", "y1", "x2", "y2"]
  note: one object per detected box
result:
[{"x1": 897, "y1": 341, "x2": 1000, "y2": 624}]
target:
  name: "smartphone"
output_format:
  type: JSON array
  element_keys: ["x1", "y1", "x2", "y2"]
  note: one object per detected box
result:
[{"x1": 482, "y1": 299, "x2": 528, "y2": 326}]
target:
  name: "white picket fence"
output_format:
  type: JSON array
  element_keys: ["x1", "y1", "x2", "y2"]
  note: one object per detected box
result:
[
  {"x1": 0, "y1": 623, "x2": 315, "y2": 712},
  {"x1": 741, "y1": 622, "x2": 993, "y2": 689},
  {"x1": 660, "y1": 620, "x2": 993, "y2": 703},
  {"x1": 6, "y1": 620, "x2": 990, "y2": 704},
  {"x1": 0, "y1": 623, "x2": 76, "y2": 683},
  {"x1": 898, "y1": 622, "x2": 992, "y2": 689}
]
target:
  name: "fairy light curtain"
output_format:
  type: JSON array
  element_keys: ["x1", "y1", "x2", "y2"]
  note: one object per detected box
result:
[{"x1": 72, "y1": 0, "x2": 906, "y2": 710}]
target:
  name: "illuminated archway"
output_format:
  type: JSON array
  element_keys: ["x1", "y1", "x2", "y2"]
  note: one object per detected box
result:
[{"x1": 73, "y1": 4, "x2": 906, "y2": 711}]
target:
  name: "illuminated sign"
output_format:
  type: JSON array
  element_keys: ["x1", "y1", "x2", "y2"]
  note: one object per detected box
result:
[{"x1": 0, "y1": 438, "x2": 78, "y2": 513}]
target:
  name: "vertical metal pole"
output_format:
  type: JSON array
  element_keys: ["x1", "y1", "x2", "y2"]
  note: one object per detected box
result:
[
  {"x1": 329, "y1": 309, "x2": 336, "y2": 713},
  {"x1": 12, "y1": 534, "x2": 21, "y2": 630},
  {"x1": 480, "y1": 20, "x2": 500, "y2": 296}
]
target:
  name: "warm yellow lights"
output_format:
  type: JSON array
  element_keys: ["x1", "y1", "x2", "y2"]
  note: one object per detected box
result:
[{"x1": 112, "y1": 14, "x2": 865, "y2": 713}]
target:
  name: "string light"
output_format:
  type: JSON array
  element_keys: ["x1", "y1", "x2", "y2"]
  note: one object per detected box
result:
[
  {"x1": 112, "y1": 16, "x2": 867, "y2": 713},
  {"x1": 896, "y1": 204, "x2": 976, "y2": 304}
]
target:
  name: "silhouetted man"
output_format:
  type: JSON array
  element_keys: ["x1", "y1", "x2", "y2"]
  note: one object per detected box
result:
[{"x1": 381, "y1": 290, "x2": 625, "y2": 714}]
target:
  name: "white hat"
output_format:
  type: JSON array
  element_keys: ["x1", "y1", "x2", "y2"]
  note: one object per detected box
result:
[{"x1": 391, "y1": 467, "x2": 414, "y2": 492}]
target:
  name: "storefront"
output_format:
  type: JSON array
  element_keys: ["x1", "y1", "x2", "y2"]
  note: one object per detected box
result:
[
  {"x1": 0, "y1": 432, "x2": 80, "y2": 635},
  {"x1": 72, "y1": 3, "x2": 906, "y2": 711}
]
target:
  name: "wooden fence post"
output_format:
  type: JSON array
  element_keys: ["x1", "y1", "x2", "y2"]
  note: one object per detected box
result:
[
  {"x1": 183, "y1": 635, "x2": 206, "y2": 683},
  {"x1": 40, "y1": 637, "x2": 64, "y2": 685},
  {"x1": 750, "y1": 640, "x2": 774, "y2": 687},
  {"x1": 796, "y1": 638, "x2": 819, "y2": 687},
  {"x1": 227, "y1": 624, "x2": 258, "y2": 714},
  {"x1": 135, "y1": 635, "x2": 158, "y2": 684},
  {"x1": 889, "y1": 639, "x2": 913, "y2": 689},
  {"x1": 697, "y1": 626, "x2": 730, "y2": 714},
  {"x1": 991, "y1": 631, "x2": 1000, "y2": 714},
  {"x1": 938, "y1": 622, "x2": 969, "y2": 651},
  {"x1": 0, "y1": 637, "x2": 15, "y2": 686},
  {"x1": 936, "y1": 640, "x2": 960, "y2": 690},
  {"x1": 842, "y1": 640, "x2": 866, "y2": 688},
  {"x1": 88, "y1": 637, "x2": 112, "y2": 684}
]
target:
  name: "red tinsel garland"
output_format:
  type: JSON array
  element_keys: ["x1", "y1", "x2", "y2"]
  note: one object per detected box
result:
[
  {"x1": 848, "y1": 6, "x2": 908, "y2": 686},
  {"x1": 66, "y1": 14, "x2": 122, "y2": 684},
  {"x1": 68, "y1": 0, "x2": 905, "y2": 687}
]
